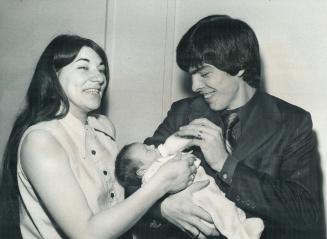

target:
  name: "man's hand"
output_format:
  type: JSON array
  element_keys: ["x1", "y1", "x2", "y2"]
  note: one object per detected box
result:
[
  {"x1": 160, "y1": 180, "x2": 220, "y2": 238},
  {"x1": 176, "y1": 118, "x2": 228, "y2": 172}
]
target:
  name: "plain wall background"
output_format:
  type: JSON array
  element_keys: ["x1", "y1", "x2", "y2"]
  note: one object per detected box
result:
[{"x1": 1, "y1": 0, "x2": 326, "y2": 222}]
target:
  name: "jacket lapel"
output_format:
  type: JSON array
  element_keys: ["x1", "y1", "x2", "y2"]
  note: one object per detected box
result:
[
  {"x1": 187, "y1": 96, "x2": 222, "y2": 126},
  {"x1": 185, "y1": 93, "x2": 282, "y2": 162},
  {"x1": 233, "y1": 93, "x2": 282, "y2": 161}
]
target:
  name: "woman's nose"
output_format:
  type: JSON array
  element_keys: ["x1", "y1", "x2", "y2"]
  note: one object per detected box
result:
[{"x1": 91, "y1": 70, "x2": 105, "y2": 84}]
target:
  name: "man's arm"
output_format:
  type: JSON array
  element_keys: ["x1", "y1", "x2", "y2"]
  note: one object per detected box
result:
[
  {"x1": 143, "y1": 101, "x2": 219, "y2": 238},
  {"x1": 176, "y1": 109, "x2": 324, "y2": 236},
  {"x1": 224, "y1": 113, "x2": 323, "y2": 230}
]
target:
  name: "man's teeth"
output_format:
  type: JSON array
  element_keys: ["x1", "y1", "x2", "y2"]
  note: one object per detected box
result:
[
  {"x1": 203, "y1": 92, "x2": 214, "y2": 99},
  {"x1": 85, "y1": 89, "x2": 100, "y2": 95}
]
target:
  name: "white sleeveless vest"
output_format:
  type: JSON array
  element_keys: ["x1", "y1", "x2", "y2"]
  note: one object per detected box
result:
[{"x1": 17, "y1": 113, "x2": 124, "y2": 238}]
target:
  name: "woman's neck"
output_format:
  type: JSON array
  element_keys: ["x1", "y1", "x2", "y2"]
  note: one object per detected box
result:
[{"x1": 69, "y1": 108, "x2": 87, "y2": 124}]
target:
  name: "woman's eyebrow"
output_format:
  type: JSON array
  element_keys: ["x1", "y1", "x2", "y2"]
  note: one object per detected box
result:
[
  {"x1": 76, "y1": 58, "x2": 104, "y2": 66},
  {"x1": 75, "y1": 58, "x2": 90, "y2": 63}
]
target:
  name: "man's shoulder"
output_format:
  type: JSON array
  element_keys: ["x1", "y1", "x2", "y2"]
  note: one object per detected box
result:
[
  {"x1": 260, "y1": 92, "x2": 311, "y2": 124},
  {"x1": 172, "y1": 95, "x2": 201, "y2": 105},
  {"x1": 265, "y1": 93, "x2": 309, "y2": 115},
  {"x1": 171, "y1": 95, "x2": 208, "y2": 111}
]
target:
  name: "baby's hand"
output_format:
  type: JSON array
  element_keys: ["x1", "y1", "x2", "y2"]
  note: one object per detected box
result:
[
  {"x1": 163, "y1": 133, "x2": 192, "y2": 155},
  {"x1": 155, "y1": 153, "x2": 197, "y2": 193}
]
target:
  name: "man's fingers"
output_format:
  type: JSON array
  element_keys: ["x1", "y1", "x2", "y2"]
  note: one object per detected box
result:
[
  {"x1": 198, "y1": 232, "x2": 208, "y2": 239},
  {"x1": 179, "y1": 125, "x2": 219, "y2": 138},
  {"x1": 188, "y1": 180, "x2": 210, "y2": 193},
  {"x1": 179, "y1": 221, "x2": 200, "y2": 238},
  {"x1": 185, "y1": 156, "x2": 195, "y2": 165},
  {"x1": 191, "y1": 205, "x2": 213, "y2": 224},
  {"x1": 189, "y1": 118, "x2": 221, "y2": 130},
  {"x1": 189, "y1": 217, "x2": 219, "y2": 237}
]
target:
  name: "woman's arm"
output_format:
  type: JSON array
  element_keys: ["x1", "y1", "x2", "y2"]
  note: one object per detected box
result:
[{"x1": 20, "y1": 130, "x2": 194, "y2": 239}]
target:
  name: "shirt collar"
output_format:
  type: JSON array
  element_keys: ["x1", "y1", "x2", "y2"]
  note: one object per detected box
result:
[
  {"x1": 220, "y1": 90, "x2": 259, "y2": 128},
  {"x1": 59, "y1": 112, "x2": 86, "y2": 138}
]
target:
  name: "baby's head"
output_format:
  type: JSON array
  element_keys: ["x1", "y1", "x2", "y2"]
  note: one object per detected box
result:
[{"x1": 115, "y1": 142, "x2": 161, "y2": 188}]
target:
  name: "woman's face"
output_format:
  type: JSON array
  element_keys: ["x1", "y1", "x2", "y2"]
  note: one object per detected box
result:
[{"x1": 58, "y1": 46, "x2": 107, "y2": 118}]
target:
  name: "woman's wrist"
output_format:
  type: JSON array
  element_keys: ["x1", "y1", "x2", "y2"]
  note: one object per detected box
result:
[{"x1": 145, "y1": 174, "x2": 169, "y2": 198}]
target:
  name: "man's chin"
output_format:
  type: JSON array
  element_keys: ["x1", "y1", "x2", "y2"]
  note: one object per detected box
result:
[{"x1": 208, "y1": 102, "x2": 225, "y2": 111}]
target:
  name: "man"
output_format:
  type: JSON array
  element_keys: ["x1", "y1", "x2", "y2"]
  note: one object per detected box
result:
[{"x1": 143, "y1": 15, "x2": 325, "y2": 239}]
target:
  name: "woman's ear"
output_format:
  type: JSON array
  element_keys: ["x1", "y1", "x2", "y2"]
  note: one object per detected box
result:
[{"x1": 136, "y1": 168, "x2": 146, "y2": 177}]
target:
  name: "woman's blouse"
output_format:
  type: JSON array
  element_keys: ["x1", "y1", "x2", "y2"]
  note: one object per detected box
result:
[{"x1": 17, "y1": 113, "x2": 124, "y2": 238}]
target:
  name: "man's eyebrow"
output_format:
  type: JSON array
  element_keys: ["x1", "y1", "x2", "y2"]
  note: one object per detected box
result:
[{"x1": 189, "y1": 66, "x2": 210, "y2": 74}]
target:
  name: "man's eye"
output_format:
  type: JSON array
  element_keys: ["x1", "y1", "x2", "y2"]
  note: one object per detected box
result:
[
  {"x1": 200, "y1": 72, "x2": 210, "y2": 78},
  {"x1": 78, "y1": 66, "x2": 89, "y2": 70}
]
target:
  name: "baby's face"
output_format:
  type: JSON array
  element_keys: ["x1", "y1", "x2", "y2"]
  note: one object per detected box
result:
[{"x1": 131, "y1": 143, "x2": 161, "y2": 169}]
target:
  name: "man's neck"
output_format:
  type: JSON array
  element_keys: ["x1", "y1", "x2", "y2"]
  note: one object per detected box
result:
[{"x1": 227, "y1": 83, "x2": 256, "y2": 110}]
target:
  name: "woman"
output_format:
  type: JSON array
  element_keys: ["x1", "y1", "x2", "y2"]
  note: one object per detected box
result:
[{"x1": 0, "y1": 35, "x2": 197, "y2": 239}]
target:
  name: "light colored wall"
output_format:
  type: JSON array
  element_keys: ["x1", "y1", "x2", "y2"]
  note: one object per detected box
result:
[
  {"x1": 0, "y1": 0, "x2": 107, "y2": 174},
  {"x1": 1, "y1": 0, "x2": 326, "y2": 222},
  {"x1": 106, "y1": 0, "x2": 173, "y2": 145}
]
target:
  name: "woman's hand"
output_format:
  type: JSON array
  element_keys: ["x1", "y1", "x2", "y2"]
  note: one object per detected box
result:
[{"x1": 154, "y1": 153, "x2": 197, "y2": 193}]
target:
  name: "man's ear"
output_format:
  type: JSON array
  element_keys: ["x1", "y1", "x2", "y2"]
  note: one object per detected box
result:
[{"x1": 236, "y1": 69, "x2": 245, "y2": 77}]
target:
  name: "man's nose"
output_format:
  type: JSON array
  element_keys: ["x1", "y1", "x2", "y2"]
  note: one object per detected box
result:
[{"x1": 191, "y1": 75, "x2": 203, "y2": 92}]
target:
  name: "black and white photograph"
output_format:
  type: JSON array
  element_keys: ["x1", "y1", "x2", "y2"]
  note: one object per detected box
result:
[{"x1": 0, "y1": 1, "x2": 326, "y2": 238}]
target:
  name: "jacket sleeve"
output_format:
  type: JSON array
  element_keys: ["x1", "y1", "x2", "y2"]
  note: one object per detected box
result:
[
  {"x1": 131, "y1": 101, "x2": 189, "y2": 229},
  {"x1": 144, "y1": 101, "x2": 187, "y2": 146},
  {"x1": 225, "y1": 112, "x2": 323, "y2": 230}
]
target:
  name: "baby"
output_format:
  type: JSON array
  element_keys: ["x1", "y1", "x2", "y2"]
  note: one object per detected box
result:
[{"x1": 115, "y1": 134, "x2": 264, "y2": 239}]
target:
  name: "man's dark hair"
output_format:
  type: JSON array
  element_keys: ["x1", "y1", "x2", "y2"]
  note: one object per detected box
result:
[
  {"x1": 177, "y1": 15, "x2": 261, "y2": 88},
  {"x1": 115, "y1": 143, "x2": 143, "y2": 189}
]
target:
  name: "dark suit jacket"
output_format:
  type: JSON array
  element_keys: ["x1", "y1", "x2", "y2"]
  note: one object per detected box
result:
[{"x1": 142, "y1": 91, "x2": 325, "y2": 239}]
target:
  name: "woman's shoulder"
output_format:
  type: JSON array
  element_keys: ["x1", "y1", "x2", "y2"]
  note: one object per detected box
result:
[
  {"x1": 20, "y1": 126, "x2": 68, "y2": 175},
  {"x1": 28, "y1": 118, "x2": 62, "y2": 132},
  {"x1": 88, "y1": 114, "x2": 116, "y2": 139},
  {"x1": 20, "y1": 119, "x2": 68, "y2": 161}
]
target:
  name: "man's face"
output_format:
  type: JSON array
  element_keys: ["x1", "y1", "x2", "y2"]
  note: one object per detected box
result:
[{"x1": 189, "y1": 63, "x2": 243, "y2": 111}]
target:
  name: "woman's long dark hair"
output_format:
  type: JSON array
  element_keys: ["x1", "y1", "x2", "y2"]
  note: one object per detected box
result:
[{"x1": 0, "y1": 34, "x2": 109, "y2": 238}]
